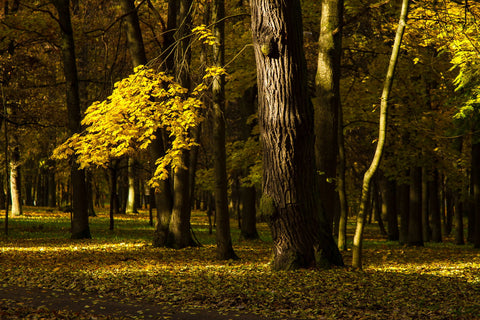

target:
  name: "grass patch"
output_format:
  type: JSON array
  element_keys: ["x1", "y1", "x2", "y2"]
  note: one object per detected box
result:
[{"x1": 0, "y1": 208, "x2": 479, "y2": 319}]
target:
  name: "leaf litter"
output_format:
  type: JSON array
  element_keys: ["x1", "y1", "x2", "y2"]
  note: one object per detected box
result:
[{"x1": 0, "y1": 210, "x2": 479, "y2": 319}]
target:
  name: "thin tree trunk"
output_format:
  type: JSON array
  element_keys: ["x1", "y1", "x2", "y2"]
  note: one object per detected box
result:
[
  {"x1": 352, "y1": 0, "x2": 409, "y2": 269},
  {"x1": 52, "y1": 0, "x2": 90, "y2": 239},
  {"x1": 126, "y1": 157, "x2": 137, "y2": 214},
  {"x1": 430, "y1": 169, "x2": 442, "y2": 242},
  {"x1": 455, "y1": 199, "x2": 465, "y2": 245},
  {"x1": 314, "y1": 0, "x2": 344, "y2": 228},
  {"x1": 408, "y1": 166, "x2": 423, "y2": 246},
  {"x1": 472, "y1": 142, "x2": 480, "y2": 248},
  {"x1": 337, "y1": 95, "x2": 348, "y2": 250},
  {"x1": 10, "y1": 144, "x2": 22, "y2": 217},
  {"x1": 213, "y1": 0, "x2": 237, "y2": 259},
  {"x1": 383, "y1": 178, "x2": 399, "y2": 241},
  {"x1": 421, "y1": 167, "x2": 430, "y2": 242},
  {"x1": 373, "y1": 177, "x2": 387, "y2": 236}
]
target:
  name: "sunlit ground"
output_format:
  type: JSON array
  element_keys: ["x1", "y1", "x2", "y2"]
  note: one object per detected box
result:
[{"x1": 1, "y1": 207, "x2": 479, "y2": 319}]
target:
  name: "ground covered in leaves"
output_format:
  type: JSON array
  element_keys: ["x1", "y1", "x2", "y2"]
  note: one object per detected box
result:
[{"x1": 0, "y1": 208, "x2": 479, "y2": 319}]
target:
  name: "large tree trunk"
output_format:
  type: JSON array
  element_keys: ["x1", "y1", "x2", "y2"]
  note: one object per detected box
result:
[
  {"x1": 314, "y1": 0, "x2": 344, "y2": 228},
  {"x1": 169, "y1": 152, "x2": 196, "y2": 248},
  {"x1": 165, "y1": 0, "x2": 197, "y2": 249},
  {"x1": 150, "y1": 133, "x2": 174, "y2": 247},
  {"x1": 52, "y1": 0, "x2": 90, "y2": 239},
  {"x1": 251, "y1": 0, "x2": 343, "y2": 270}
]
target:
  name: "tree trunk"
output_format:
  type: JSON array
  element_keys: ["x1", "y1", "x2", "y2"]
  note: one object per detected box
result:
[
  {"x1": 429, "y1": 169, "x2": 442, "y2": 242},
  {"x1": 119, "y1": 0, "x2": 147, "y2": 67},
  {"x1": 444, "y1": 185, "x2": 454, "y2": 236},
  {"x1": 150, "y1": 132, "x2": 174, "y2": 247},
  {"x1": 47, "y1": 163, "x2": 57, "y2": 208},
  {"x1": 314, "y1": 0, "x2": 344, "y2": 228},
  {"x1": 169, "y1": 153, "x2": 196, "y2": 248},
  {"x1": 472, "y1": 142, "x2": 480, "y2": 248},
  {"x1": 373, "y1": 177, "x2": 387, "y2": 236},
  {"x1": 352, "y1": 0, "x2": 409, "y2": 268},
  {"x1": 251, "y1": 0, "x2": 343, "y2": 270},
  {"x1": 240, "y1": 186, "x2": 258, "y2": 240},
  {"x1": 85, "y1": 170, "x2": 95, "y2": 217},
  {"x1": 407, "y1": 166, "x2": 423, "y2": 246},
  {"x1": 337, "y1": 92, "x2": 348, "y2": 250},
  {"x1": 126, "y1": 157, "x2": 138, "y2": 214},
  {"x1": 10, "y1": 144, "x2": 22, "y2": 217},
  {"x1": 398, "y1": 181, "x2": 409, "y2": 244},
  {"x1": 164, "y1": 0, "x2": 197, "y2": 249},
  {"x1": 455, "y1": 198, "x2": 465, "y2": 245},
  {"x1": 421, "y1": 167, "x2": 431, "y2": 242},
  {"x1": 52, "y1": 0, "x2": 90, "y2": 239},
  {"x1": 385, "y1": 178, "x2": 399, "y2": 241},
  {"x1": 213, "y1": 0, "x2": 237, "y2": 259}
]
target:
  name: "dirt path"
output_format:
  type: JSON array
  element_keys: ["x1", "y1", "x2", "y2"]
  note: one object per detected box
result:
[{"x1": 0, "y1": 285, "x2": 275, "y2": 319}]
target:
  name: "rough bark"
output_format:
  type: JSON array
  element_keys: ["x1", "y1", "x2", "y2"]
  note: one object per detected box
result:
[
  {"x1": 352, "y1": 0, "x2": 409, "y2": 268},
  {"x1": 251, "y1": 0, "x2": 343, "y2": 270},
  {"x1": 314, "y1": 0, "x2": 344, "y2": 227},
  {"x1": 52, "y1": 0, "x2": 90, "y2": 239}
]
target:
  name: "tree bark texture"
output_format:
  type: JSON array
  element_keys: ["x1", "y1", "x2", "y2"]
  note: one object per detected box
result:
[
  {"x1": 119, "y1": 0, "x2": 147, "y2": 68},
  {"x1": 314, "y1": 0, "x2": 344, "y2": 227},
  {"x1": 53, "y1": 0, "x2": 90, "y2": 239},
  {"x1": 251, "y1": 0, "x2": 343, "y2": 270},
  {"x1": 352, "y1": 0, "x2": 409, "y2": 268}
]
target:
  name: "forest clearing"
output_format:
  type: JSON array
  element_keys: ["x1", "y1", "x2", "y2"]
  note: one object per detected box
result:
[{"x1": 1, "y1": 208, "x2": 479, "y2": 319}]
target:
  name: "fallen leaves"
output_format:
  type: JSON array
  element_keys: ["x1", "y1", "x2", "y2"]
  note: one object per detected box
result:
[{"x1": 0, "y1": 210, "x2": 480, "y2": 319}]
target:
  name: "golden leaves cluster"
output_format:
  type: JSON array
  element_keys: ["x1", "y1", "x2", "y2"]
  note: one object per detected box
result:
[{"x1": 53, "y1": 65, "x2": 226, "y2": 185}]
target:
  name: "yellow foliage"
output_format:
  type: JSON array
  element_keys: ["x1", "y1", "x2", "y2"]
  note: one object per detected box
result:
[{"x1": 51, "y1": 65, "x2": 226, "y2": 185}]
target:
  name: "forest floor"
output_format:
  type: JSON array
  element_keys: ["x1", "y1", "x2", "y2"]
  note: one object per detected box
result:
[{"x1": 0, "y1": 208, "x2": 479, "y2": 319}]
